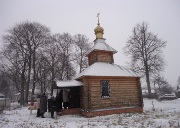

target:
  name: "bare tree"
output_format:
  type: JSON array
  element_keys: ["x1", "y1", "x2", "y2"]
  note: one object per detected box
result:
[
  {"x1": 1, "y1": 21, "x2": 92, "y2": 103},
  {"x1": 153, "y1": 75, "x2": 168, "y2": 94},
  {"x1": 54, "y1": 33, "x2": 74, "y2": 80},
  {"x1": 176, "y1": 76, "x2": 180, "y2": 97},
  {"x1": 0, "y1": 70, "x2": 17, "y2": 101},
  {"x1": 73, "y1": 34, "x2": 91, "y2": 73},
  {"x1": 124, "y1": 22, "x2": 166, "y2": 98},
  {"x1": 0, "y1": 59, "x2": 21, "y2": 93},
  {"x1": 1, "y1": 21, "x2": 50, "y2": 105},
  {"x1": 25, "y1": 22, "x2": 50, "y2": 98},
  {"x1": 38, "y1": 33, "x2": 77, "y2": 94},
  {"x1": 177, "y1": 76, "x2": 180, "y2": 86},
  {"x1": 1, "y1": 37, "x2": 28, "y2": 105},
  {"x1": 41, "y1": 35, "x2": 63, "y2": 95},
  {"x1": 0, "y1": 72, "x2": 9, "y2": 96}
]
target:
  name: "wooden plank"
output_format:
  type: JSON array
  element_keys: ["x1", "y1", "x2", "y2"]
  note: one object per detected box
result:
[
  {"x1": 90, "y1": 94, "x2": 137, "y2": 98},
  {"x1": 87, "y1": 79, "x2": 137, "y2": 82},
  {"x1": 89, "y1": 84, "x2": 138, "y2": 88},
  {"x1": 90, "y1": 96, "x2": 140, "y2": 100},
  {"x1": 90, "y1": 97, "x2": 140, "y2": 102},
  {"x1": 88, "y1": 89, "x2": 139, "y2": 93},
  {"x1": 89, "y1": 82, "x2": 138, "y2": 85},
  {"x1": 90, "y1": 102, "x2": 140, "y2": 107},
  {"x1": 90, "y1": 100, "x2": 140, "y2": 106},
  {"x1": 110, "y1": 83, "x2": 138, "y2": 85},
  {"x1": 85, "y1": 77, "x2": 138, "y2": 80},
  {"x1": 110, "y1": 95, "x2": 139, "y2": 99},
  {"x1": 111, "y1": 90, "x2": 139, "y2": 93}
]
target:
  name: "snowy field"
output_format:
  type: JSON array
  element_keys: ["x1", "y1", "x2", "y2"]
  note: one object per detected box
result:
[{"x1": 0, "y1": 98, "x2": 180, "y2": 128}]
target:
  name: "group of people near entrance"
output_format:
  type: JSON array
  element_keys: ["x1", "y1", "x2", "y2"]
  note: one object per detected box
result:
[{"x1": 35, "y1": 89, "x2": 69, "y2": 118}]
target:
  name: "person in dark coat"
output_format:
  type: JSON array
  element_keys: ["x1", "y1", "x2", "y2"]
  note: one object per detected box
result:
[
  {"x1": 55, "y1": 90, "x2": 63, "y2": 112},
  {"x1": 63, "y1": 89, "x2": 69, "y2": 109},
  {"x1": 47, "y1": 95, "x2": 51, "y2": 112},
  {"x1": 48, "y1": 95, "x2": 57, "y2": 118},
  {"x1": 40, "y1": 93, "x2": 47, "y2": 118},
  {"x1": 36, "y1": 94, "x2": 41, "y2": 117}
]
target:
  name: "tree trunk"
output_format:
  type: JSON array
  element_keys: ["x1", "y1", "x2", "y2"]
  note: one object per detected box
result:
[
  {"x1": 20, "y1": 61, "x2": 27, "y2": 106},
  {"x1": 51, "y1": 58, "x2": 55, "y2": 95},
  {"x1": 32, "y1": 48, "x2": 36, "y2": 97},
  {"x1": 145, "y1": 61, "x2": 151, "y2": 98},
  {"x1": 25, "y1": 53, "x2": 32, "y2": 104},
  {"x1": 40, "y1": 70, "x2": 43, "y2": 93},
  {"x1": 43, "y1": 73, "x2": 46, "y2": 93},
  {"x1": 20, "y1": 56, "x2": 27, "y2": 106},
  {"x1": 66, "y1": 48, "x2": 69, "y2": 80},
  {"x1": 79, "y1": 48, "x2": 83, "y2": 73},
  {"x1": 20, "y1": 74, "x2": 25, "y2": 106},
  {"x1": 60, "y1": 53, "x2": 66, "y2": 80}
]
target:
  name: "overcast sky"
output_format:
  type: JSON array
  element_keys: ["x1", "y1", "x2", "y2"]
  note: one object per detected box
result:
[{"x1": 0, "y1": 0, "x2": 180, "y2": 87}]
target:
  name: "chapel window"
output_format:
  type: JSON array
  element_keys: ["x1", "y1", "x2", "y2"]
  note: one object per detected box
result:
[{"x1": 100, "y1": 80, "x2": 110, "y2": 97}]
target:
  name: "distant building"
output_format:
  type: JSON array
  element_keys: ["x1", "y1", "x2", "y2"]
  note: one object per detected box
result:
[{"x1": 54, "y1": 16, "x2": 143, "y2": 117}]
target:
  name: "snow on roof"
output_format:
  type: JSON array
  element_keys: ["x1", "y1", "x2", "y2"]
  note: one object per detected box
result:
[
  {"x1": 75, "y1": 62, "x2": 140, "y2": 79},
  {"x1": 87, "y1": 39, "x2": 117, "y2": 55},
  {"x1": 56, "y1": 80, "x2": 83, "y2": 87}
]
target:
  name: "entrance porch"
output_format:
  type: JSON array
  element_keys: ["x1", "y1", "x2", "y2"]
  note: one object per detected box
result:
[{"x1": 53, "y1": 80, "x2": 83, "y2": 115}]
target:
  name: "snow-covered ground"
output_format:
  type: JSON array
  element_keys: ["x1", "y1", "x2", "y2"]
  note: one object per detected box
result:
[{"x1": 0, "y1": 98, "x2": 180, "y2": 128}]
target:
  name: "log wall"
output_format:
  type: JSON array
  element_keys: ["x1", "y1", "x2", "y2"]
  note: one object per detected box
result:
[
  {"x1": 80, "y1": 76, "x2": 143, "y2": 112},
  {"x1": 88, "y1": 51, "x2": 114, "y2": 65}
]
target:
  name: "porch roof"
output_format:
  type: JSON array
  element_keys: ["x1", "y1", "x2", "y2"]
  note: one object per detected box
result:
[{"x1": 56, "y1": 80, "x2": 83, "y2": 88}]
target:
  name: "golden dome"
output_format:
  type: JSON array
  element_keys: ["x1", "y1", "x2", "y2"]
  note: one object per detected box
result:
[
  {"x1": 94, "y1": 13, "x2": 104, "y2": 39},
  {"x1": 94, "y1": 23, "x2": 104, "y2": 39},
  {"x1": 94, "y1": 24, "x2": 104, "y2": 34}
]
